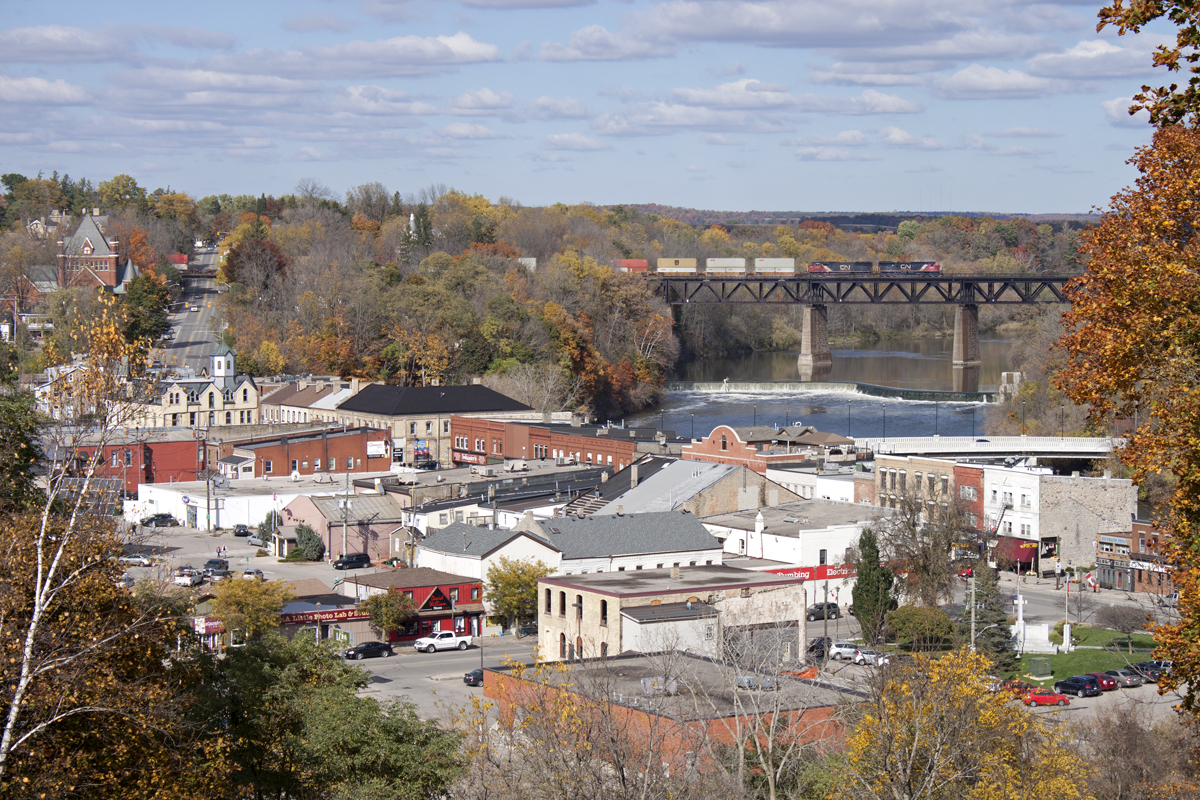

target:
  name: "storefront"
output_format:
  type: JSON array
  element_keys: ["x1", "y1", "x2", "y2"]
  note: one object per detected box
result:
[
  {"x1": 993, "y1": 536, "x2": 1038, "y2": 572},
  {"x1": 333, "y1": 567, "x2": 486, "y2": 643}
]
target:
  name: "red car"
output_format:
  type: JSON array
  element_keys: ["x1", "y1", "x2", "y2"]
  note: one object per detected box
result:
[
  {"x1": 1087, "y1": 672, "x2": 1119, "y2": 691},
  {"x1": 1024, "y1": 688, "x2": 1070, "y2": 707}
]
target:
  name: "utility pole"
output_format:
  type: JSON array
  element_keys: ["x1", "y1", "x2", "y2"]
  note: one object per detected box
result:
[
  {"x1": 340, "y1": 470, "x2": 350, "y2": 558},
  {"x1": 969, "y1": 575, "x2": 977, "y2": 652},
  {"x1": 822, "y1": 581, "x2": 829, "y2": 666}
]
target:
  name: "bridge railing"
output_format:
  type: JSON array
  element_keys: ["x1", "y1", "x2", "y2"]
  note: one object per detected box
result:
[{"x1": 859, "y1": 436, "x2": 1121, "y2": 456}]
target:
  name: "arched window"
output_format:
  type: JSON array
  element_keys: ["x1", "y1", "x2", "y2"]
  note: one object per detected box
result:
[
  {"x1": 720, "y1": 435, "x2": 727, "y2": 451},
  {"x1": 559, "y1": 633, "x2": 566, "y2": 659}
]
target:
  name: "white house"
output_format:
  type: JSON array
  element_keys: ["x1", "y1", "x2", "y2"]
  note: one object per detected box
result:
[{"x1": 416, "y1": 523, "x2": 563, "y2": 581}]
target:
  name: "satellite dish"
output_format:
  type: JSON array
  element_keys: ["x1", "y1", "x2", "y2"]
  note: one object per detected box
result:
[{"x1": 290, "y1": 470, "x2": 301, "y2": 482}]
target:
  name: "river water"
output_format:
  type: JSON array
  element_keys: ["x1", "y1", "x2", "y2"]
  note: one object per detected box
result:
[{"x1": 627, "y1": 337, "x2": 1015, "y2": 439}]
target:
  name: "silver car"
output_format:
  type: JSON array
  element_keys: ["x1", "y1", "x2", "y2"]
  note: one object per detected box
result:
[
  {"x1": 854, "y1": 648, "x2": 888, "y2": 666},
  {"x1": 1104, "y1": 668, "x2": 1144, "y2": 688},
  {"x1": 828, "y1": 641, "x2": 859, "y2": 661}
]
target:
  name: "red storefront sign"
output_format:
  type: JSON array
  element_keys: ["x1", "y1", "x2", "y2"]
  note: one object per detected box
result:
[
  {"x1": 193, "y1": 617, "x2": 224, "y2": 635},
  {"x1": 453, "y1": 451, "x2": 487, "y2": 465},
  {"x1": 280, "y1": 607, "x2": 370, "y2": 625},
  {"x1": 766, "y1": 564, "x2": 857, "y2": 581},
  {"x1": 423, "y1": 587, "x2": 453, "y2": 611}
]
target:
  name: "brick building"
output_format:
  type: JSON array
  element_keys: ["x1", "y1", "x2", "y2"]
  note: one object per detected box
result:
[
  {"x1": 333, "y1": 567, "x2": 486, "y2": 640},
  {"x1": 56, "y1": 212, "x2": 140, "y2": 292},
  {"x1": 51, "y1": 429, "x2": 207, "y2": 495},
  {"x1": 1095, "y1": 520, "x2": 1175, "y2": 599},
  {"x1": 681, "y1": 425, "x2": 854, "y2": 474},
  {"x1": 211, "y1": 425, "x2": 392, "y2": 479},
  {"x1": 448, "y1": 416, "x2": 645, "y2": 470}
]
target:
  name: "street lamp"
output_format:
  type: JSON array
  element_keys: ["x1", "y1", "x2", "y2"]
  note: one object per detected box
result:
[
  {"x1": 971, "y1": 623, "x2": 1002, "y2": 652},
  {"x1": 1060, "y1": 404, "x2": 1065, "y2": 439},
  {"x1": 882, "y1": 405, "x2": 886, "y2": 440},
  {"x1": 690, "y1": 413, "x2": 694, "y2": 440},
  {"x1": 753, "y1": 404, "x2": 757, "y2": 426},
  {"x1": 847, "y1": 400, "x2": 851, "y2": 437}
]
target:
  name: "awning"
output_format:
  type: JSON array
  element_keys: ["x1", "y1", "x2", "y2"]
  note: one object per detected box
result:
[{"x1": 995, "y1": 536, "x2": 1037, "y2": 564}]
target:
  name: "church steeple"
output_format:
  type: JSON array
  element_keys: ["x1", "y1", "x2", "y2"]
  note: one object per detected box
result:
[{"x1": 210, "y1": 343, "x2": 236, "y2": 385}]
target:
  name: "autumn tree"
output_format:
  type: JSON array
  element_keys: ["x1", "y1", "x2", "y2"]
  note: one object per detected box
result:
[
  {"x1": 121, "y1": 272, "x2": 171, "y2": 345},
  {"x1": 97, "y1": 173, "x2": 146, "y2": 211},
  {"x1": 210, "y1": 578, "x2": 295, "y2": 642},
  {"x1": 874, "y1": 485, "x2": 974, "y2": 607},
  {"x1": 356, "y1": 591, "x2": 416, "y2": 640},
  {"x1": 1055, "y1": 125, "x2": 1200, "y2": 714},
  {"x1": 223, "y1": 237, "x2": 288, "y2": 293},
  {"x1": 484, "y1": 557, "x2": 553, "y2": 631},
  {"x1": 839, "y1": 650, "x2": 1091, "y2": 800}
]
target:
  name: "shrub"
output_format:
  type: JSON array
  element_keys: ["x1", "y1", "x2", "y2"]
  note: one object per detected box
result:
[{"x1": 295, "y1": 523, "x2": 325, "y2": 561}]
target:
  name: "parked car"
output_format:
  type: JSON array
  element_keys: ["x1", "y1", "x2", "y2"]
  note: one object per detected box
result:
[
  {"x1": 827, "y1": 641, "x2": 859, "y2": 661},
  {"x1": 853, "y1": 648, "x2": 887, "y2": 666},
  {"x1": 118, "y1": 553, "x2": 153, "y2": 567},
  {"x1": 207, "y1": 568, "x2": 232, "y2": 582},
  {"x1": 344, "y1": 641, "x2": 394, "y2": 660},
  {"x1": 1104, "y1": 668, "x2": 1144, "y2": 688},
  {"x1": 517, "y1": 620, "x2": 538, "y2": 637},
  {"x1": 203, "y1": 558, "x2": 229, "y2": 575},
  {"x1": 464, "y1": 668, "x2": 484, "y2": 687},
  {"x1": 413, "y1": 631, "x2": 473, "y2": 653},
  {"x1": 333, "y1": 553, "x2": 371, "y2": 570},
  {"x1": 1131, "y1": 662, "x2": 1163, "y2": 682},
  {"x1": 806, "y1": 602, "x2": 840, "y2": 621},
  {"x1": 413, "y1": 459, "x2": 438, "y2": 470},
  {"x1": 232, "y1": 524, "x2": 251, "y2": 537},
  {"x1": 1053, "y1": 675, "x2": 1103, "y2": 698},
  {"x1": 173, "y1": 569, "x2": 203, "y2": 587},
  {"x1": 140, "y1": 513, "x2": 175, "y2": 528},
  {"x1": 1024, "y1": 688, "x2": 1070, "y2": 707},
  {"x1": 1087, "y1": 672, "x2": 1119, "y2": 691},
  {"x1": 1001, "y1": 679, "x2": 1037, "y2": 697},
  {"x1": 115, "y1": 573, "x2": 136, "y2": 590},
  {"x1": 242, "y1": 568, "x2": 265, "y2": 581},
  {"x1": 247, "y1": 534, "x2": 268, "y2": 548}
]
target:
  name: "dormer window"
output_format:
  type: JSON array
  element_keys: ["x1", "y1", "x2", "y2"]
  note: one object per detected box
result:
[
  {"x1": 224, "y1": 390, "x2": 233, "y2": 402},
  {"x1": 208, "y1": 392, "x2": 215, "y2": 409}
]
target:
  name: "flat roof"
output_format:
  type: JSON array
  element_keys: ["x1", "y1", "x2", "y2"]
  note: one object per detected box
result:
[
  {"x1": 144, "y1": 471, "x2": 397, "y2": 498},
  {"x1": 703, "y1": 499, "x2": 889, "y2": 537},
  {"x1": 540, "y1": 564, "x2": 801, "y2": 597},
  {"x1": 490, "y1": 650, "x2": 860, "y2": 721}
]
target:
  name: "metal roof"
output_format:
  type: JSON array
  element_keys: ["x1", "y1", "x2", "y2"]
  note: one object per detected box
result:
[
  {"x1": 524, "y1": 509, "x2": 720, "y2": 560},
  {"x1": 420, "y1": 522, "x2": 560, "y2": 558},
  {"x1": 595, "y1": 460, "x2": 737, "y2": 514}
]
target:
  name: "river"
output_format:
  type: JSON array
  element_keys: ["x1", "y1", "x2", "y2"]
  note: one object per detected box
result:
[{"x1": 627, "y1": 337, "x2": 1015, "y2": 439}]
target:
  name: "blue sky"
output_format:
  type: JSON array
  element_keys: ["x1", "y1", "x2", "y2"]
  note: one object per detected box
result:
[{"x1": 0, "y1": 0, "x2": 1172, "y2": 213}]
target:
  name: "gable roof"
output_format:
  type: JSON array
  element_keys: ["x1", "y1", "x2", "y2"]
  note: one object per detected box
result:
[
  {"x1": 347, "y1": 566, "x2": 479, "y2": 590},
  {"x1": 262, "y1": 381, "x2": 349, "y2": 410},
  {"x1": 520, "y1": 509, "x2": 720, "y2": 560},
  {"x1": 62, "y1": 215, "x2": 112, "y2": 257},
  {"x1": 419, "y1": 522, "x2": 561, "y2": 559},
  {"x1": 309, "y1": 493, "x2": 406, "y2": 524},
  {"x1": 337, "y1": 384, "x2": 531, "y2": 417},
  {"x1": 564, "y1": 454, "x2": 675, "y2": 517}
]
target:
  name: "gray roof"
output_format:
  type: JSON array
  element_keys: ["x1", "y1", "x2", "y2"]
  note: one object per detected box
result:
[
  {"x1": 702, "y1": 499, "x2": 889, "y2": 536},
  {"x1": 62, "y1": 215, "x2": 112, "y2": 257},
  {"x1": 420, "y1": 522, "x2": 560, "y2": 559},
  {"x1": 620, "y1": 600, "x2": 718, "y2": 623},
  {"x1": 596, "y1": 460, "x2": 737, "y2": 514},
  {"x1": 310, "y1": 493, "x2": 406, "y2": 524},
  {"x1": 524, "y1": 509, "x2": 720, "y2": 559}
]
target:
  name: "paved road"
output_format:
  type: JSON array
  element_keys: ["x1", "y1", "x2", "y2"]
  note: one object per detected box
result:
[{"x1": 153, "y1": 275, "x2": 221, "y2": 374}]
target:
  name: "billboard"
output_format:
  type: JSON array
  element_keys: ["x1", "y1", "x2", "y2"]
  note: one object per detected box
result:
[{"x1": 366, "y1": 441, "x2": 387, "y2": 457}]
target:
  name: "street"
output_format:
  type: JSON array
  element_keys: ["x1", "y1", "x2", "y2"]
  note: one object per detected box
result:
[{"x1": 154, "y1": 273, "x2": 221, "y2": 374}]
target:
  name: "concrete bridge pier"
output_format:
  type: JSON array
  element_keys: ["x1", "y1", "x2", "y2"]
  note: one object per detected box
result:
[
  {"x1": 952, "y1": 304, "x2": 981, "y2": 393},
  {"x1": 797, "y1": 304, "x2": 833, "y2": 381}
]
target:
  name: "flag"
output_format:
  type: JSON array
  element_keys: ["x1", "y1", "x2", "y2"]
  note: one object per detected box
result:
[{"x1": 1085, "y1": 572, "x2": 1097, "y2": 589}]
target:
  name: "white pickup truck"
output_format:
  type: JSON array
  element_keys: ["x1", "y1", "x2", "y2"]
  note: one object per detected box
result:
[{"x1": 413, "y1": 631, "x2": 472, "y2": 653}]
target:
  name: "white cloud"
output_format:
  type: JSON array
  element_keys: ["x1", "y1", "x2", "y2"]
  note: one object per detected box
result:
[
  {"x1": 540, "y1": 25, "x2": 666, "y2": 61},
  {"x1": 360, "y1": 0, "x2": 423, "y2": 21},
  {"x1": 0, "y1": 75, "x2": 88, "y2": 104},
  {"x1": 0, "y1": 25, "x2": 123, "y2": 63},
  {"x1": 463, "y1": 0, "x2": 596, "y2": 6},
  {"x1": 293, "y1": 146, "x2": 331, "y2": 161},
  {"x1": 811, "y1": 70, "x2": 923, "y2": 86},
  {"x1": 701, "y1": 133, "x2": 742, "y2": 145},
  {"x1": 202, "y1": 32, "x2": 503, "y2": 79},
  {"x1": 1101, "y1": 96, "x2": 1151, "y2": 127},
  {"x1": 437, "y1": 122, "x2": 504, "y2": 139},
  {"x1": 989, "y1": 126, "x2": 1060, "y2": 138},
  {"x1": 673, "y1": 79, "x2": 796, "y2": 109},
  {"x1": 542, "y1": 132, "x2": 610, "y2": 150},
  {"x1": 721, "y1": 62, "x2": 747, "y2": 76},
  {"x1": 282, "y1": 13, "x2": 354, "y2": 33},
  {"x1": 591, "y1": 102, "x2": 789, "y2": 135},
  {"x1": 1028, "y1": 40, "x2": 1154, "y2": 79},
  {"x1": 340, "y1": 84, "x2": 440, "y2": 115},
  {"x1": 448, "y1": 87, "x2": 515, "y2": 112},
  {"x1": 786, "y1": 130, "x2": 867, "y2": 146},
  {"x1": 794, "y1": 146, "x2": 876, "y2": 161},
  {"x1": 527, "y1": 96, "x2": 587, "y2": 119},
  {"x1": 932, "y1": 65, "x2": 1054, "y2": 99}
]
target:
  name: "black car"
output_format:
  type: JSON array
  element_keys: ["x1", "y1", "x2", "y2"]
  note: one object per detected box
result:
[
  {"x1": 517, "y1": 620, "x2": 538, "y2": 637},
  {"x1": 344, "y1": 641, "x2": 394, "y2": 659},
  {"x1": 203, "y1": 558, "x2": 229, "y2": 575},
  {"x1": 413, "y1": 459, "x2": 438, "y2": 471},
  {"x1": 464, "y1": 668, "x2": 484, "y2": 687},
  {"x1": 140, "y1": 513, "x2": 176, "y2": 528},
  {"x1": 806, "y1": 602, "x2": 840, "y2": 621},
  {"x1": 1053, "y1": 675, "x2": 1103, "y2": 698},
  {"x1": 232, "y1": 524, "x2": 251, "y2": 537},
  {"x1": 333, "y1": 553, "x2": 372, "y2": 570}
]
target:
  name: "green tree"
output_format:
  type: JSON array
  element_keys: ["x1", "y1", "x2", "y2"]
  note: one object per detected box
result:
[
  {"x1": 0, "y1": 343, "x2": 41, "y2": 512},
  {"x1": 257, "y1": 509, "x2": 282, "y2": 540},
  {"x1": 852, "y1": 528, "x2": 895, "y2": 645},
  {"x1": 295, "y1": 522, "x2": 325, "y2": 561},
  {"x1": 886, "y1": 606, "x2": 953, "y2": 650},
  {"x1": 210, "y1": 577, "x2": 294, "y2": 642},
  {"x1": 356, "y1": 590, "x2": 416, "y2": 640},
  {"x1": 97, "y1": 173, "x2": 146, "y2": 211},
  {"x1": 485, "y1": 556, "x2": 553, "y2": 631},
  {"x1": 122, "y1": 273, "x2": 171, "y2": 345},
  {"x1": 958, "y1": 562, "x2": 1017, "y2": 672},
  {"x1": 897, "y1": 220, "x2": 921, "y2": 240},
  {"x1": 204, "y1": 633, "x2": 463, "y2": 798}
]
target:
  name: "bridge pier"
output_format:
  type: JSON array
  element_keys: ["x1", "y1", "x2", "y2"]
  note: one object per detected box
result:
[
  {"x1": 952, "y1": 304, "x2": 980, "y2": 393},
  {"x1": 797, "y1": 304, "x2": 833, "y2": 380}
]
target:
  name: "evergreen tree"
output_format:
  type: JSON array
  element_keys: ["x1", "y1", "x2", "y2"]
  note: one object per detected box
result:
[
  {"x1": 0, "y1": 342, "x2": 42, "y2": 512},
  {"x1": 851, "y1": 528, "x2": 894, "y2": 644},
  {"x1": 959, "y1": 559, "x2": 1017, "y2": 672}
]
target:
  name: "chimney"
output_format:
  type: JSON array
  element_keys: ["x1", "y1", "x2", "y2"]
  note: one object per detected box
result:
[
  {"x1": 600, "y1": 471, "x2": 609, "y2": 483},
  {"x1": 630, "y1": 464, "x2": 638, "y2": 489},
  {"x1": 755, "y1": 510, "x2": 765, "y2": 536},
  {"x1": 350, "y1": 378, "x2": 361, "y2": 394},
  {"x1": 543, "y1": 411, "x2": 551, "y2": 424},
  {"x1": 670, "y1": 566, "x2": 680, "y2": 579},
  {"x1": 616, "y1": 505, "x2": 624, "y2": 516},
  {"x1": 298, "y1": 379, "x2": 307, "y2": 392}
]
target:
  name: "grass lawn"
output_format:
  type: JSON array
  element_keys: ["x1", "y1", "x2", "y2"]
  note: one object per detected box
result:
[{"x1": 1001, "y1": 624, "x2": 1161, "y2": 685}]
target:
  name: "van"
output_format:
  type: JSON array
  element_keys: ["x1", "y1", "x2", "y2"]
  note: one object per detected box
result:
[{"x1": 333, "y1": 553, "x2": 371, "y2": 570}]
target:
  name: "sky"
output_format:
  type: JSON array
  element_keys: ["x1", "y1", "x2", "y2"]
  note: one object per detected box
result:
[{"x1": 0, "y1": 0, "x2": 1176, "y2": 214}]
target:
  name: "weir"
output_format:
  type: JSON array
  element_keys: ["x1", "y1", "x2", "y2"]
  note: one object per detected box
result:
[{"x1": 664, "y1": 380, "x2": 995, "y2": 403}]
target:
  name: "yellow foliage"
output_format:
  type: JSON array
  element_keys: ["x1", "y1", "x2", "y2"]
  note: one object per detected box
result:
[{"x1": 700, "y1": 225, "x2": 731, "y2": 248}]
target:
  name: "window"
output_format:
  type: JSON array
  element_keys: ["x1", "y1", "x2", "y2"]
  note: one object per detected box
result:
[
  {"x1": 314, "y1": 458, "x2": 321, "y2": 470},
  {"x1": 889, "y1": 470, "x2": 896, "y2": 491},
  {"x1": 559, "y1": 633, "x2": 566, "y2": 659},
  {"x1": 426, "y1": 421, "x2": 432, "y2": 434},
  {"x1": 558, "y1": 591, "x2": 566, "y2": 617},
  {"x1": 346, "y1": 456, "x2": 354, "y2": 470},
  {"x1": 124, "y1": 449, "x2": 132, "y2": 467},
  {"x1": 225, "y1": 411, "x2": 232, "y2": 424},
  {"x1": 443, "y1": 420, "x2": 450, "y2": 433},
  {"x1": 657, "y1": 564, "x2": 663, "y2": 569},
  {"x1": 449, "y1": 588, "x2": 459, "y2": 602},
  {"x1": 291, "y1": 459, "x2": 298, "y2": 472},
  {"x1": 1002, "y1": 491, "x2": 1013, "y2": 507},
  {"x1": 208, "y1": 411, "x2": 215, "y2": 426},
  {"x1": 618, "y1": 566, "x2": 625, "y2": 572},
  {"x1": 959, "y1": 485, "x2": 977, "y2": 501},
  {"x1": 898, "y1": 471, "x2": 907, "y2": 491},
  {"x1": 409, "y1": 422, "x2": 416, "y2": 435},
  {"x1": 689, "y1": 561, "x2": 697, "y2": 566},
  {"x1": 243, "y1": 388, "x2": 248, "y2": 402},
  {"x1": 1021, "y1": 493, "x2": 1030, "y2": 508},
  {"x1": 111, "y1": 450, "x2": 119, "y2": 467},
  {"x1": 635, "y1": 564, "x2": 642, "y2": 570},
  {"x1": 819, "y1": 549, "x2": 827, "y2": 565},
  {"x1": 544, "y1": 588, "x2": 551, "y2": 613},
  {"x1": 189, "y1": 412, "x2": 196, "y2": 426},
  {"x1": 471, "y1": 587, "x2": 479, "y2": 600},
  {"x1": 941, "y1": 475, "x2": 949, "y2": 495},
  {"x1": 575, "y1": 595, "x2": 583, "y2": 621},
  {"x1": 600, "y1": 642, "x2": 608, "y2": 658},
  {"x1": 720, "y1": 435, "x2": 727, "y2": 451},
  {"x1": 439, "y1": 513, "x2": 448, "y2": 525},
  {"x1": 171, "y1": 414, "x2": 178, "y2": 426},
  {"x1": 600, "y1": 600, "x2": 608, "y2": 626},
  {"x1": 264, "y1": 460, "x2": 273, "y2": 473}
]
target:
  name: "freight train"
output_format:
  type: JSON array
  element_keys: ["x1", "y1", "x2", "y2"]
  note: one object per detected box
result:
[{"x1": 610, "y1": 258, "x2": 940, "y2": 275}]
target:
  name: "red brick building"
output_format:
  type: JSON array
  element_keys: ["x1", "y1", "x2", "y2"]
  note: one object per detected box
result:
[
  {"x1": 334, "y1": 567, "x2": 486, "y2": 640},
  {"x1": 449, "y1": 416, "x2": 640, "y2": 470},
  {"x1": 210, "y1": 426, "x2": 392, "y2": 479},
  {"x1": 681, "y1": 425, "x2": 852, "y2": 474},
  {"x1": 1096, "y1": 520, "x2": 1175, "y2": 598},
  {"x1": 65, "y1": 431, "x2": 206, "y2": 495}
]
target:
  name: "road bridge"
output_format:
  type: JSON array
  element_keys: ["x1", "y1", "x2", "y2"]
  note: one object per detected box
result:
[
  {"x1": 653, "y1": 273, "x2": 1079, "y2": 390},
  {"x1": 859, "y1": 435, "x2": 1119, "y2": 460}
]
